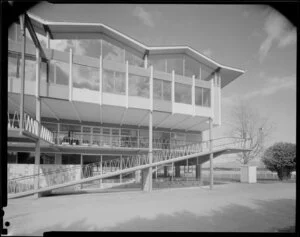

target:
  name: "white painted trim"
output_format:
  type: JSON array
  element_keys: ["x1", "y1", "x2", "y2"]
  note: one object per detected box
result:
[
  {"x1": 99, "y1": 54, "x2": 102, "y2": 105},
  {"x1": 69, "y1": 48, "x2": 73, "y2": 101},
  {"x1": 144, "y1": 54, "x2": 148, "y2": 69},
  {"x1": 126, "y1": 61, "x2": 129, "y2": 108},
  {"x1": 192, "y1": 75, "x2": 195, "y2": 116},
  {"x1": 150, "y1": 65, "x2": 153, "y2": 111},
  {"x1": 35, "y1": 48, "x2": 40, "y2": 98},
  {"x1": 211, "y1": 75, "x2": 214, "y2": 120},
  {"x1": 171, "y1": 70, "x2": 175, "y2": 114}
]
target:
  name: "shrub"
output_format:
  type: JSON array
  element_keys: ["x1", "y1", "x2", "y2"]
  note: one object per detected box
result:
[{"x1": 261, "y1": 142, "x2": 296, "y2": 180}]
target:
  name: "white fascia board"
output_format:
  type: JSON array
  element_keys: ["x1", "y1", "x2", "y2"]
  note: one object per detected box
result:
[{"x1": 27, "y1": 12, "x2": 245, "y2": 83}]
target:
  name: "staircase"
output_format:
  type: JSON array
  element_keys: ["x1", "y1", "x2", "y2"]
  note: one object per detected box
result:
[{"x1": 7, "y1": 137, "x2": 251, "y2": 198}]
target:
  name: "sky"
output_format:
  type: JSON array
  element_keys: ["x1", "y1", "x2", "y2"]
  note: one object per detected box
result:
[{"x1": 28, "y1": 3, "x2": 297, "y2": 148}]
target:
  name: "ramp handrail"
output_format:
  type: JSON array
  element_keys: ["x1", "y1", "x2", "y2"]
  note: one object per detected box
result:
[{"x1": 7, "y1": 137, "x2": 251, "y2": 195}]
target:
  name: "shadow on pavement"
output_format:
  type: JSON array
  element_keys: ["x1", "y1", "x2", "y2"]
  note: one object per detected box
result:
[{"x1": 29, "y1": 198, "x2": 295, "y2": 234}]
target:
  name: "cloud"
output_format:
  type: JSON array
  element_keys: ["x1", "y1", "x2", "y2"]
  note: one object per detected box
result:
[
  {"x1": 259, "y1": 9, "x2": 297, "y2": 63},
  {"x1": 202, "y1": 49, "x2": 212, "y2": 57},
  {"x1": 222, "y1": 74, "x2": 296, "y2": 106},
  {"x1": 133, "y1": 6, "x2": 155, "y2": 28}
]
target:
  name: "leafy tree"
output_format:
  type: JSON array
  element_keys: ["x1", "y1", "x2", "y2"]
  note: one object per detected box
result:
[
  {"x1": 262, "y1": 142, "x2": 296, "y2": 180},
  {"x1": 227, "y1": 99, "x2": 274, "y2": 165}
]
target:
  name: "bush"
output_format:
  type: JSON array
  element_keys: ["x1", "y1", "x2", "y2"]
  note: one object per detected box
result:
[{"x1": 261, "y1": 142, "x2": 296, "y2": 180}]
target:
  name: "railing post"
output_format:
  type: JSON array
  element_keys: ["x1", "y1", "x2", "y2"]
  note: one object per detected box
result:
[
  {"x1": 34, "y1": 46, "x2": 41, "y2": 198},
  {"x1": 120, "y1": 155, "x2": 122, "y2": 183},
  {"x1": 209, "y1": 117, "x2": 213, "y2": 190},
  {"x1": 19, "y1": 14, "x2": 26, "y2": 134}
]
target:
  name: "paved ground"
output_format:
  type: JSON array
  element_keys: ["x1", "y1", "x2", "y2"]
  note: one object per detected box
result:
[{"x1": 4, "y1": 181, "x2": 296, "y2": 235}]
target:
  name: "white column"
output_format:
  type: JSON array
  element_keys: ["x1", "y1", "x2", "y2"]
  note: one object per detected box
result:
[
  {"x1": 19, "y1": 14, "x2": 26, "y2": 134},
  {"x1": 171, "y1": 70, "x2": 175, "y2": 113},
  {"x1": 69, "y1": 48, "x2": 73, "y2": 101},
  {"x1": 218, "y1": 72, "x2": 221, "y2": 126},
  {"x1": 211, "y1": 74, "x2": 214, "y2": 119},
  {"x1": 34, "y1": 47, "x2": 41, "y2": 198},
  {"x1": 192, "y1": 75, "x2": 195, "y2": 116},
  {"x1": 99, "y1": 155, "x2": 102, "y2": 188},
  {"x1": 120, "y1": 155, "x2": 122, "y2": 183},
  {"x1": 99, "y1": 54, "x2": 103, "y2": 105},
  {"x1": 209, "y1": 117, "x2": 213, "y2": 190},
  {"x1": 126, "y1": 61, "x2": 129, "y2": 108},
  {"x1": 80, "y1": 154, "x2": 83, "y2": 189}
]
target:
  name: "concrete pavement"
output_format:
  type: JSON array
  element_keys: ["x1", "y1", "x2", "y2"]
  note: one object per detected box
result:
[{"x1": 4, "y1": 181, "x2": 296, "y2": 234}]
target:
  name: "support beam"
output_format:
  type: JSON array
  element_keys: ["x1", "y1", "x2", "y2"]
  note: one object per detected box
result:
[
  {"x1": 209, "y1": 117, "x2": 213, "y2": 190},
  {"x1": 80, "y1": 154, "x2": 83, "y2": 189},
  {"x1": 126, "y1": 61, "x2": 129, "y2": 108},
  {"x1": 69, "y1": 48, "x2": 73, "y2": 101},
  {"x1": 24, "y1": 13, "x2": 46, "y2": 60},
  {"x1": 120, "y1": 109, "x2": 127, "y2": 126},
  {"x1": 192, "y1": 75, "x2": 196, "y2": 116},
  {"x1": 19, "y1": 14, "x2": 26, "y2": 135},
  {"x1": 34, "y1": 47, "x2": 41, "y2": 198},
  {"x1": 171, "y1": 70, "x2": 175, "y2": 114},
  {"x1": 120, "y1": 155, "x2": 122, "y2": 183},
  {"x1": 99, "y1": 155, "x2": 102, "y2": 188}
]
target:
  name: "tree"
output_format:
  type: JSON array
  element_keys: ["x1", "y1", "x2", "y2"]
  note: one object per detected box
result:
[
  {"x1": 227, "y1": 100, "x2": 274, "y2": 165},
  {"x1": 262, "y1": 142, "x2": 296, "y2": 180}
]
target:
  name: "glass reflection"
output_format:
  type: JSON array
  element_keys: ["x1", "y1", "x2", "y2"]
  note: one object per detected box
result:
[
  {"x1": 129, "y1": 74, "x2": 149, "y2": 98},
  {"x1": 203, "y1": 88, "x2": 211, "y2": 107},
  {"x1": 103, "y1": 69, "x2": 125, "y2": 95},
  {"x1": 73, "y1": 64, "x2": 99, "y2": 91},
  {"x1": 175, "y1": 83, "x2": 191, "y2": 104}
]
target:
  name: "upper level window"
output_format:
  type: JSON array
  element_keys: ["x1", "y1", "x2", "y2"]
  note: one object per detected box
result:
[
  {"x1": 175, "y1": 82, "x2": 192, "y2": 104},
  {"x1": 166, "y1": 56, "x2": 184, "y2": 76},
  {"x1": 148, "y1": 56, "x2": 166, "y2": 73},
  {"x1": 102, "y1": 39, "x2": 125, "y2": 63},
  {"x1": 185, "y1": 56, "x2": 201, "y2": 79},
  {"x1": 125, "y1": 50, "x2": 144, "y2": 68}
]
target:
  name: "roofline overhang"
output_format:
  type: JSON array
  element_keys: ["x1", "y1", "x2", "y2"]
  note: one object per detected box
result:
[{"x1": 26, "y1": 12, "x2": 245, "y2": 87}]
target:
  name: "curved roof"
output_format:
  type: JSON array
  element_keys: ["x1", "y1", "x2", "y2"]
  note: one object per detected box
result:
[{"x1": 27, "y1": 12, "x2": 245, "y2": 88}]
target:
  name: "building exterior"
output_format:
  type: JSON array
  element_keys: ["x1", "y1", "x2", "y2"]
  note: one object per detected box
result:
[{"x1": 7, "y1": 12, "x2": 247, "y2": 197}]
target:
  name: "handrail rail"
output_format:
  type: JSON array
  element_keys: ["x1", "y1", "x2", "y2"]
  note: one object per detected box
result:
[
  {"x1": 8, "y1": 111, "x2": 55, "y2": 144},
  {"x1": 8, "y1": 137, "x2": 251, "y2": 181}
]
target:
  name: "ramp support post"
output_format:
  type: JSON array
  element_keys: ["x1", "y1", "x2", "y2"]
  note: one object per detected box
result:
[
  {"x1": 34, "y1": 46, "x2": 41, "y2": 198},
  {"x1": 209, "y1": 117, "x2": 214, "y2": 190}
]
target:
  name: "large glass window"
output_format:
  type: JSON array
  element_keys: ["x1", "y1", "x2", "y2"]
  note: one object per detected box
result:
[
  {"x1": 186, "y1": 133, "x2": 201, "y2": 144},
  {"x1": 50, "y1": 39, "x2": 76, "y2": 54},
  {"x1": 62, "y1": 154, "x2": 80, "y2": 164},
  {"x1": 195, "y1": 87, "x2": 203, "y2": 106},
  {"x1": 8, "y1": 54, "x2": 18, "y2": 80},
  {"x1": 166, "y1": 56, "x2": 184, "y2": 76},
  {"x1": 102, "y1": 39, "x2": 125, "y2": 63},
  {"x1": 153, "y1": 79, "x2": 171, "y2": 101},
  {"x1": 139, "y1": 130, "x2": 149, "y2": 148},
  {"x1": 175, "y1": 83, "x2": 191, "y2": 104},
  {"x1": 203, "y1": 88, "x2": 211, "y2": 107},
  {"x1": 185, "y1": 56, "x2": 200, "y2": 79},
  {"x1": 125, "y1": 50, "x2": 144, "y2": 67},
  {"x1": 74, "y1": 39, "x2": 101, "y2": 58},
  {"x1": 49, "y1": 60, "x2": 69, "y2": 86},
  {"x1": 148, "y1": 57, "x2": 166, "y2": 72},
  {"x1": 129, "y1": 74, "x2": 149, "y2": 98},
  {"x1": 73, "y1": 64, "x2": 99, "y2": 91},
  {"x1": 103, "y1": 69, "x2": 125, "y2": 95},
  {"x1": 8, "y1": 23, "x2": 17, "y2": 41}
]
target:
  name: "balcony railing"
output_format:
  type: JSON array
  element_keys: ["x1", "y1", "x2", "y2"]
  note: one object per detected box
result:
[
  {"x1": 53, "y1": 132, "x2": 200, "y2": 150},
  {"x1": 8, "y1": 111, "x2": 54, "y2": 144}
]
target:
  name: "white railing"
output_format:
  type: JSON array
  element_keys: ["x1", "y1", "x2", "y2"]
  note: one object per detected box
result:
[
  {"x1": 7, "y1": 137, "x2": 251, "y2": 195},
  {"x1": 8, "y1": 111, "x2": 54, "y2": 144}
]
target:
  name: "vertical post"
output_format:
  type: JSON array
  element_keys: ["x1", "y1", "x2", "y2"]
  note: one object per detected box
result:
[
  {"x1": 69, "y1": 48, "x2": 73, "y2": 101},
  {"x1": 19, "y1": 15, "x2": 26, "y2": 134},
  {"x1": 156, "y1": 165, "x2": 158, "y2": 180},
  {"x1": 34, "y1": 47, "x2": 41, "y2": 198},
  {"x1": 99, "y1": 155, "x2": 102, "y2": 188},
  {"x1": 126, "y1": 61, "x2": 129, "y2": 108},
  {"x1": 80, "y1": 154, "x2": 83, "y2": 189},
  {"x1": 218, "y1": 72, "x2": 221, "y2": 126},
  {"x1": 99, "y1": 54, "x2": 103, "y2": 105},
  {"x1": 192, "y1": 75, "x2": 195, "y2": 116},
  {"x1": 120, "y1": 155, "x2": 122, "y2": 183},
  {"x1": 171, "y1": 162, "x2": 174, "y2": 181},
  {"x1": 171, "y1": 70, "x2": 175, "y2": 113},
  {"x1": 209, "y1": 117, "x2": 213, "y2": 189},
  {"x1": 144, "y1": 54, "x2": 148, "y2": 69}
]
